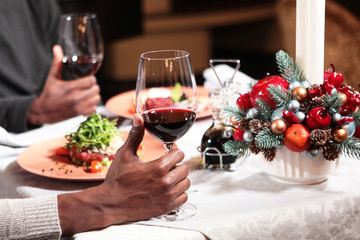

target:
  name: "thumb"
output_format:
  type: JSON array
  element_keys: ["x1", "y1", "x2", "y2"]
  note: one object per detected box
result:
[
  {"x1": 49, "y1": 45, "x2": 64, "y2": 79},
  {"x1": 123, "y1": 114, "x2": 145, "y2": 155}
]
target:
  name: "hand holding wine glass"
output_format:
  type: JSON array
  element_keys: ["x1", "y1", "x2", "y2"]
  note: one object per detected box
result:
[
  {"x1": 136, "y1": 50, "x2": 198, "y2": 221},
  {"x1": 59, "y1": 13, "x2": 104, "y2": 79}
]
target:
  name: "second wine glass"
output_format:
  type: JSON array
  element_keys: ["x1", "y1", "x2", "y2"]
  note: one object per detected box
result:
[
  {"x1": 136, "y1": 50, "x2": 198, "y2": 221},
  {"x1": 59, "y1": 13, "x2": 104, "y2": 78}
]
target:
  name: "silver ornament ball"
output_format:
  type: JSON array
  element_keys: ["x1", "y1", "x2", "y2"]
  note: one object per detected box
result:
[
  {"x1": 243, "y1": 131, "x2": 254, "y2": 142},
  {"x1": 331, "y1": 113, "x2": 342, "y2": 123},
  {"x1": 288, "y1": 100, "x2": 300, "y2": 112},
  {"x1": 295, "y1": 111, "x2": 305, "y2": 122},
  {"x1": 246, "y1": 108, "x2": 259, "y2": 119},
  {"x1": 331, "y1": 88, "x2": 338, "y2": 95},
  {"x1": 300, "y1": 81, "x2": 310, "y2": 89},
  {"x1": 289, "y1": 81, "x2": 301, "y2": 91}
]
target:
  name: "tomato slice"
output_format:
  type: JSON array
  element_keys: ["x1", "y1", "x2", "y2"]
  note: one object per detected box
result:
[
  {"x1": 91, "y1": 161, "x2": 103, "y2": 173},
  {"x1": 56, "y1": 147, "x2": 70, "y2": 156}
]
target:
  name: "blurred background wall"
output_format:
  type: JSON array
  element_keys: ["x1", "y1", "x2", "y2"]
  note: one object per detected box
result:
[{"x1": 58, "y1": 0, "x2": 360, "y2": 102}]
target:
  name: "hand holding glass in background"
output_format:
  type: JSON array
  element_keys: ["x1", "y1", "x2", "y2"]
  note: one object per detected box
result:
[{"x1": 59, "y1": 13, "x2": 104, "y2": 78}]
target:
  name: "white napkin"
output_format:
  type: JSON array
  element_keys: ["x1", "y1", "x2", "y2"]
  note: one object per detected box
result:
[{"x1": 202, "y1": 64, "x2": 256, "y2": 91}]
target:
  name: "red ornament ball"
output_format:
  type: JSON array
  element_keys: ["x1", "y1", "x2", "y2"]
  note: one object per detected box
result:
[
  {"x1": 233, "y1": 128, "x2": 244, "y2": 141},
  {"x1": 354, "y1": 126, "x2": 360, "y2": 139},
  {"x1": 250, "y1": 75, "x2": 289, "y2": 109},
  {"x1": 236, "y1": 93, "x2": 252, "y2": 111}
]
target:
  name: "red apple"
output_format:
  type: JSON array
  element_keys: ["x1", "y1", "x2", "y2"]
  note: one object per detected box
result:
[
  {"x1": 306, "y1": 107, "x2": 331, "y2": 129},
  {"x1": 250, "y1": 75, "x2": 289, "y2": 109},
  {"x1": 325, "y1": 63, "x2": 343, "y2": 88},
  {"x1": 236, "y1": 93, "x2": 252, "y2": 111}
]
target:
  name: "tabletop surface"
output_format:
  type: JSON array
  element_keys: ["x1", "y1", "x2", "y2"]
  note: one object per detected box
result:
[{"x1": 1, "y1": 107, "x2": 360, "y2": 240}]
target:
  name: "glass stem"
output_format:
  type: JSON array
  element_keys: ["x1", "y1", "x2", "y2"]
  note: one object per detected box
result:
[{"x1": 164, "y1": 143, "x2": 174, "y2": 153}]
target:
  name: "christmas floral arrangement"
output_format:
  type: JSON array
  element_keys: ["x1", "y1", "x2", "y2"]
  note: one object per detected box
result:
[{"x1": 224, "y1": 50, "x2": 360, "y2": 162}]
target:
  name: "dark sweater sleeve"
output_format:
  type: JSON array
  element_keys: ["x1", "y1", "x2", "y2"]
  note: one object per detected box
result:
[
  {"x1": 0, "y1": 95, "x2": 36, "y2": 133},
  {"x1": 0, "y1": 0, "x2": 61, "y2": 133}
]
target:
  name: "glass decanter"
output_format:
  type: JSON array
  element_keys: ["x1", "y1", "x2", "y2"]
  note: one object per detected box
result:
[{"x1": 200, "y1": 88, "x2": 237, "y2": 168}]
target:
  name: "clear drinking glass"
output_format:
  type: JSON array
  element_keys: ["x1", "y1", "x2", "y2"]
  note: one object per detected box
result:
[
  {"x1": 59, "y1": 13, "x2": 104, "y2": 78},
  {"x1": 136, "y1": 50, "x2": 198, "y2": 221}
]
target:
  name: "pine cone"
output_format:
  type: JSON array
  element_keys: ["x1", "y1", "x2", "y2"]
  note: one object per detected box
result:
[
  {"x1": 321, "y1": 144, "x2": 339, "y2": 161},
  {"x1": 263, "y1": 122, "x2": 271, "y2": 128},
  {"x1": 249, "y1": 119, "x2": 264, "y2": 133},
  {"x1": 239, "y1": 117, "x2": 250, "y2": 131},
  {"x1": 309, "y1": 129, "x2": 328, "y2": 146},
  {"x1": 249, "y1": 142, "x2": 261, "y2": 155},
  {"x1": 262, "y1": 148, "x2": 276, "y2": 162},
  {"x1": 300, "y1": 100, "x2": 312, "y2": 113},
  {"x1": 309, "y1": 84, "x2": 320, "y2": 91},
  {"x1": 310, "y1": 97, "x2": 325, "y2": 108}
]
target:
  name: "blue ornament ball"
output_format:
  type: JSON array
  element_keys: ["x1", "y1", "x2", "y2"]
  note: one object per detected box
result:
[
  {"x1": 342, "y1": 121, "x2": 356, "y2": 137},
  {"x1": 306, "y1": 148, "x2": 319, "y2": 158},
  {"x1": 271, "y1": 107, "x2": 285, "y2": 122}
]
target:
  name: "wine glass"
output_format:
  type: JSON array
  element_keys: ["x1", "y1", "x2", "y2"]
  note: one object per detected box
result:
[
  {"x1": 59, "y1": 13, "x2": 104, "y2": 78},
  {"x1": 136, "y1": 50, "x2": 198, "y2": 221}
]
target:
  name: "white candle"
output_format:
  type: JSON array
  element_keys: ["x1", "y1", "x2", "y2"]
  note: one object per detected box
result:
[{"x1": 296, "y1": 0, "x2": 325, "y2": 84}]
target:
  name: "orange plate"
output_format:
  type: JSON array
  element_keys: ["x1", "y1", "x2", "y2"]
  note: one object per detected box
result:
[
  {"x1": 17, "y1": 131, "x2": 168, "y2": 181},
  {"x1": 105, "y1": 86, "x2": 211, "y2": 119}
]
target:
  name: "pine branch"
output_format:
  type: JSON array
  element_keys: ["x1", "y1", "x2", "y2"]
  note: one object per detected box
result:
[
  {"x1": 267, "y1": 84, "x2": 292, "y2": 107},
  {"x1": 335, "y1": 137, "x2": 360, "y2": 160},
  {"x1": 223, "y1": 140, "x2": 249, "y2": 157},
  {"x1": 248, "y1": 80, "x2": 257, "y2": 90},
  {"x1": 255, "y1": 127, "x2": 284, "y2": 149},
  {"x1": 275, "y1": 50, "x2": 308, "y2": 83},
  {"x1": 223, "y1": 105, "x2": 247, "y2": 122},
  {"x1": 322, "y1": 91, "x2": 343, "y2": 114},
  {"x1": 255, "y1": 99, "x2": 273, "y2": 122},
  {"x1": 350, "y1": 111, "x2": 360, "y2": 127}
]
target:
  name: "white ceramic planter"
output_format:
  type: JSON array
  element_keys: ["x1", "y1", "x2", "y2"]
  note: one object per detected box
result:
[{"x1": 257, "y1": 147, "x2": 340, "y2": 184}]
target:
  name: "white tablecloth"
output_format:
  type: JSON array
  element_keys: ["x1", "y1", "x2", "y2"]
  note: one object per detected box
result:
[{"x1": 1, "y1": 108, "x2": 360, "y2": 240}]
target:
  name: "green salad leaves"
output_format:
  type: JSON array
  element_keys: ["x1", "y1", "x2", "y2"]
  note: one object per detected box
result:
[{"x1": 65, "y1": 113, "x2": 120, "y2": 151}]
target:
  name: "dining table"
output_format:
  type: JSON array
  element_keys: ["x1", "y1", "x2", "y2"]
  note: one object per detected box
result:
[{"x1": 1, "y1": 104, "x2": 360, "y2": 240}]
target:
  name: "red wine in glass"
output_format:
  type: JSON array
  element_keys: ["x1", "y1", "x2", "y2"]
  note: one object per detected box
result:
[
  {"x1": 142, "y1": 108, "x2": 196, "y2": 144},
  {"x1": 62, "y1": 56, "x2": 102, "y2": 78},
  {"x1": 60, "y1": 13, "x2": 104, "y2": 79}
]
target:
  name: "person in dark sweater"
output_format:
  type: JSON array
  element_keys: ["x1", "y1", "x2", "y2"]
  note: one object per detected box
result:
[{"x1": 0, "y1": 0, "x2": 101, "y2": 133}]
